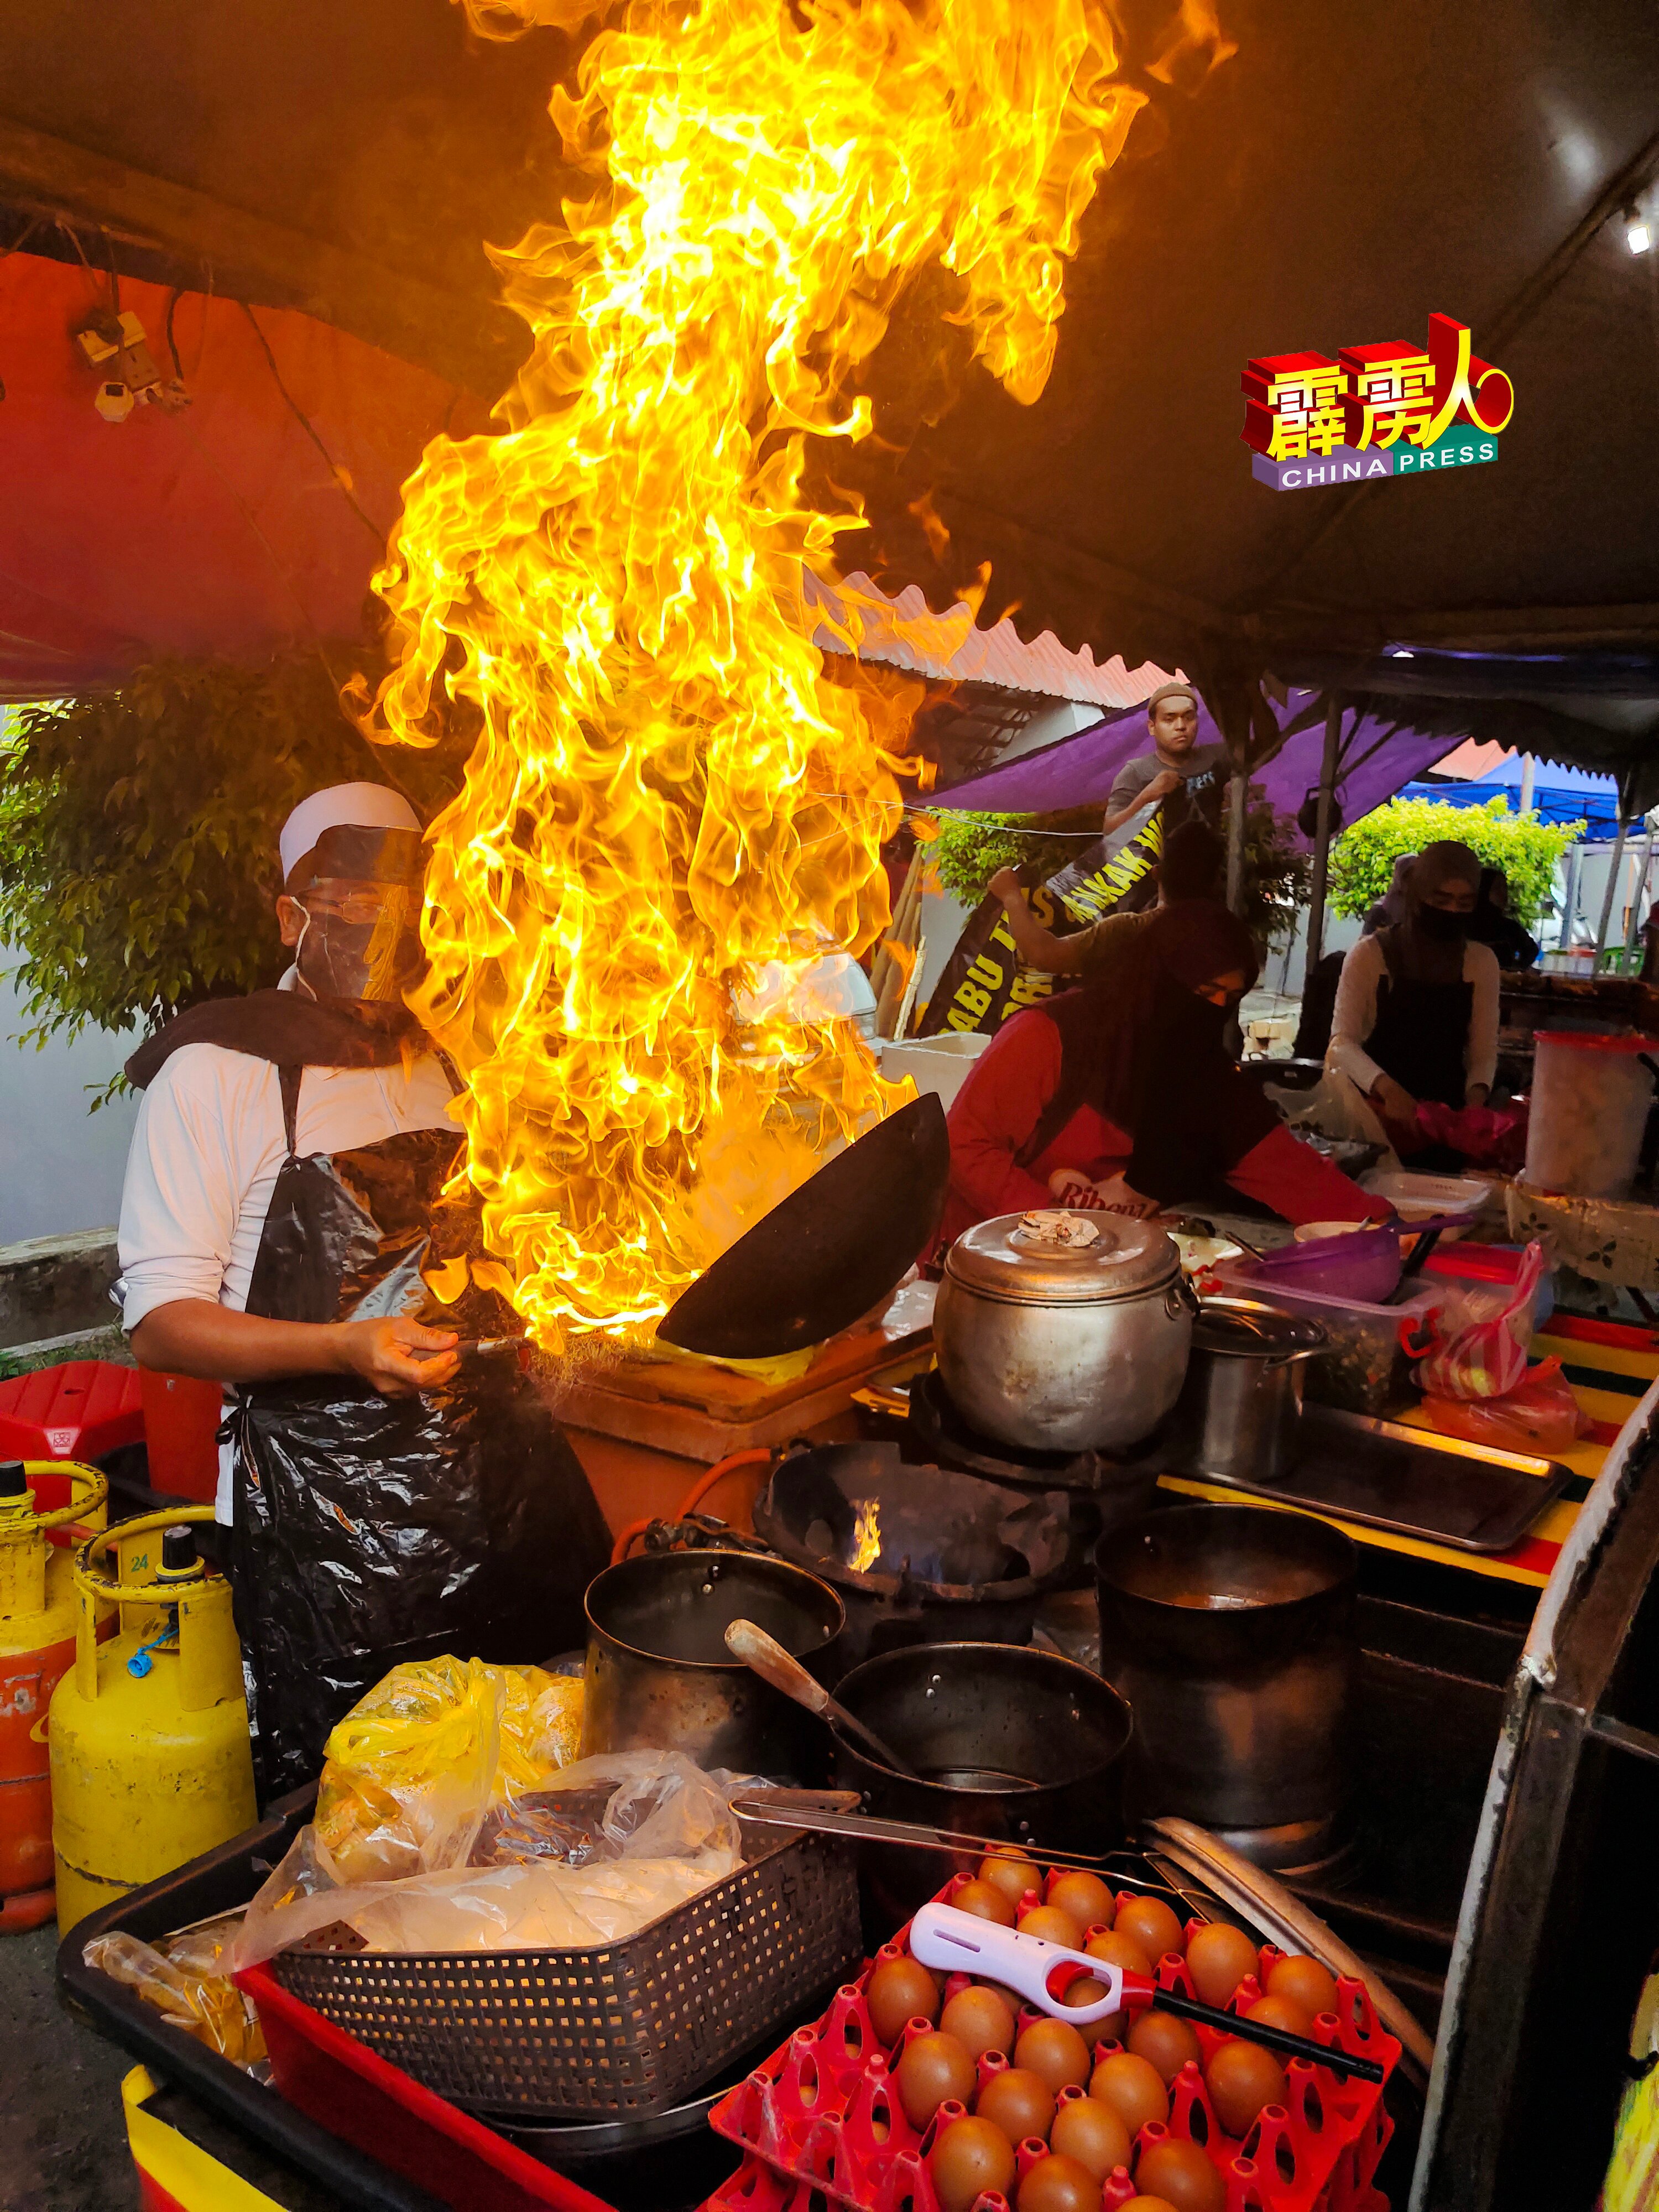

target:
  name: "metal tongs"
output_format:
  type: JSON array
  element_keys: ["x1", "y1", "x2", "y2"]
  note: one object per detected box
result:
[{"x1": 730, "y1": 1791, "x2": 1118, "y2": 1874}]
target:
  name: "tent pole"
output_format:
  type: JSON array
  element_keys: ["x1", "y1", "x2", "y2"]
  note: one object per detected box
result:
[
  {"x1": 1620, "y1": 817, "x2": 1657, "y2": 964},
  {"x1": 1304, "y1": 692, "x2": 1343, "y2": 978},
  {"x1": 1592, "y1": 819, "x2": 1630, "y2": 973},
  {"x1": 1519, "y1": 754, "x2": 1536, "y2": 812}
]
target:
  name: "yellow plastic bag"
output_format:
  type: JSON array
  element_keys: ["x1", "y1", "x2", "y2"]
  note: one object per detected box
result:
[
  {"x1": 315, "y1": 1655, "x2": 504, "y2": 1883},
  {"x1": 314, "y1": 1657, "x2": 586, "y2": 1885}
]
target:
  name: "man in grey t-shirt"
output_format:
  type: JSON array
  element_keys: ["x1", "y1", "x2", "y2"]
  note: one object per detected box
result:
[{"x1": 1102, "y1": 681, "x2": 1227, "y2": 839}]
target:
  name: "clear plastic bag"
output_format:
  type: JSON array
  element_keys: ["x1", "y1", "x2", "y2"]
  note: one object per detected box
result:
[
  {"x1": 85, "y1": 1915, "x2": 265, "y2": 2069},
  {"x1": 1422, "y1": 1358, "x2": 1588, "y2": 1456},
  {"x1": 232, "y1": 1751, "x2": 749, "y2": 1968},
  {"x1": 1416, "y1": 1240, "x2": 1545, "y2": 1401}
]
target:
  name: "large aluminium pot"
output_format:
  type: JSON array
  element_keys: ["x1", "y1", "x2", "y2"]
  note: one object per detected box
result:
[
  {"x1": 581, "y1": 1550, "x2": 844, "y2": 1778},
  {"x1": 1164, "y1": 1297, "x2": 1328, "y2": 1484},
  {"x1": 934, "y1": 1211, "x2": 1193, "y2": 1454},
  {"x1": 827, "y1": 1640, "x2": 1133, "y2": 1920},
  {"x1": 1095, "y1": 1503, "x2": 1357, "y2": 1869}
]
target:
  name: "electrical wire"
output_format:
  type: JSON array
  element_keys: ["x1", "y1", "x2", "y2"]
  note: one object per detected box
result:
[{"x1": 239, "y1": 301, "x2": 386, "y2": 545}]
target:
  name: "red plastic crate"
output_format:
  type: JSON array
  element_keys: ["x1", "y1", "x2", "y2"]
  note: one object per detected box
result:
[
  {"x1": 237, "y1": 1961, "x2": 617, "y2": 2212},
  {"x1": 0, "y1": 1359, "x2": 143, "y2": 1461},
  {"x1": 704, "y1": 1869, "x2": 1398, "y2": 2212}
]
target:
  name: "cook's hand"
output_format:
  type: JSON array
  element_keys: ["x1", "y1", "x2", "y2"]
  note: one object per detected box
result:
[
  {"x1": 1465, "y1": 1083, "x2": 1491, "y2": 1108},
  {"x1": 1142, "y1": 769, "x2": 1183, "y2": 803},
  {"x1": 1368, "y1": 1074, "x2": 1420, "y2": 1124},
  {"x1": 988, "y1": 867, "x2": 1022, "y2": 905},
  {"x1": 333, "y1": 1316, "x2": 460, "y2": 1397}
]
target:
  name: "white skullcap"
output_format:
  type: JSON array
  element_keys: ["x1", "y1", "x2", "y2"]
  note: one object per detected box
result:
[{"x1": 279, "y1": 784, "x2": 420, "y2": 884}]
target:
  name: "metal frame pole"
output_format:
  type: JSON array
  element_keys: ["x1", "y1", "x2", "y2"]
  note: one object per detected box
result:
[
  {"x1": 1303, "y1": 692, "x2": 1343, "y2": 975},
  {"x1": 1620, "y1": 817, "x2": 1657, "y2": 964},
  {"x1": 1557, "y1": 846, "x2": 1579, "y2": 952},
  {"x1": 1593, "y1": 819, "x2": 1630, "y2": 973}
]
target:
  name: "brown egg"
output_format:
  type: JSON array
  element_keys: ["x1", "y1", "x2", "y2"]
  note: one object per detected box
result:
[
  {"x1": 1088, "y1": 2050, "x2": 1168, "y2": 2137},
  {"x1": 1016, "y1": 2151, "x2": 1103, "y2": 2212},
  {"x1": 953, "y1": 1879, "x2": 1018, "y2": 1929},
  {"x1": 1058, "y1": 1978, "x2": 1119, "y2": 2049},
  {"x1": 895, "y1": 2031, "x2": 976, "y2": 2130},
  {"x1": 1016, "y1": 2018, "x2": 1093, "y2": 2095},
  {"x1": 1080, "y1": 1928, "x2": 1153, "y2": 2043},
  {"x1": 930, "y1": 2114, "x2": 1018, "y2": 2212},
  {"x1": 1126, "y1": 2010, "x2": 1202, "y2": 2087},
  {"x1": 1266, "y1": 1953, "x2": 1340, "y2": 2022},
  {"x1": 1020, "y1": 1903, "x2": 1088, "y2": 1950},
  {"x1": 1184, "y1": 1924, "x2": 1259, "y2": 2012},
  {"x1": 975, "y1": 2065, "x2": 1057, "y2": 2147},
  {"x1": 941, "y1": 1984, "x2": 1018, "y2": 2063},
  {"x1": 1114, "y1": 1895, "x2": 1185, "y2": 1965},
  {"x1": 1245, "y1": 1993, "x2": 1313, "y2": 2039},
  {"x1": 1050, "y1": 2094, "x2": 1133, "y2": 2180},
  {"x1": 1046, "y1": 1871, "x2": 1116, "y2": 1934},
  {"x1": 1204, "y1": 2038, "x2": 1288, "y2": 2138},
  {"x1": 978, "y1": 1848, "x2": 1038, "y2": 1908},
  {"x1": 1134, "y1": 2137, "x2": 1226, "y2": 2212},
  {"x1": 1119, "y1": 2200, "x2": 1182, "y2": 2212},
  {"x1": 867, "y1": 1955, "x2": 942, "y2": 2046}
]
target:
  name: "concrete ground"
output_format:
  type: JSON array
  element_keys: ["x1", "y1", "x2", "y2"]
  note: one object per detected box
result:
[{"x1": 0, "y1": 1924, "x2": 137, "y2": 2212}]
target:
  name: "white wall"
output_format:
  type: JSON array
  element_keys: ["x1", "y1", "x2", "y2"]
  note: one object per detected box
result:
[{"x1": 0, "y1": 970, "x2": 138, "y2": 1244}]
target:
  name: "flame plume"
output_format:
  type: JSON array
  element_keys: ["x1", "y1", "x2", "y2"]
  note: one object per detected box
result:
[{"x1": 368, "y1": 0, "x2": 1142, "y2": 1347}]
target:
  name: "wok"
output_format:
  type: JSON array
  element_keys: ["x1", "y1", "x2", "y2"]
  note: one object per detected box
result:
[{"x1": 656, "y1": 1092, "x2": 948, "y2": 1359}]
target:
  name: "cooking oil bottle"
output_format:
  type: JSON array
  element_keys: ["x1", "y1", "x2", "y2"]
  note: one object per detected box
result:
[{"x1": 50, "y1": 1506, "x2": 255, "y2": 1936}]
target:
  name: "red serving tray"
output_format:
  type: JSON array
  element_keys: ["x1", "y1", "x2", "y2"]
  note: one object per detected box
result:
[
  {"x1": 237, "y1": 1962, "x2": 616, "y2": 2212},
  {"x1": 0, "y1": 1359, "x2": 143, "y2": 1462}
]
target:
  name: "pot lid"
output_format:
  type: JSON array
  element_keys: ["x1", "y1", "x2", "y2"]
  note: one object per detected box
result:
[
  {"x1": 944, "y1": 1209, "x2": 1179, "y2": 1304},
  {"x1": 1191, "y1": 1297, "x2": 1327, "y2": 1357}
]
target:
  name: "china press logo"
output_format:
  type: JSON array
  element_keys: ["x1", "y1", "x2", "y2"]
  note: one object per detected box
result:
[{"x1": 1243, "y1": 314, "x2": 1514, "y2": 491}]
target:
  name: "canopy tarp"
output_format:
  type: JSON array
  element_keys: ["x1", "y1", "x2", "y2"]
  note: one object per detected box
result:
[{"x1": 932, "y1": 690, "x2": 1469, "y2": 844}]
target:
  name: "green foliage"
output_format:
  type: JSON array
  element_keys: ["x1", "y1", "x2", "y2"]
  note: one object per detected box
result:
[
  {"x1": 928, "y1": 810, "x2": 1076, "y2": 904},
  {"x1": 1328, "y1": 795, "x2": 1582, "y2": 926},
  {"x1": 0, "y1": 654, "x2": 462, "y2": 1092},
  {"x1": 929, "y1": 785, "x2": 1308, "y2": 950}
]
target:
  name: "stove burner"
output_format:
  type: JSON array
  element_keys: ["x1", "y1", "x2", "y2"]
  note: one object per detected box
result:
[{"x1": 907, "y1": 1369, "x2": 1132, "y2": 1491}]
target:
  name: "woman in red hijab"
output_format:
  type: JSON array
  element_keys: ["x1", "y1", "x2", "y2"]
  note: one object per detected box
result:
[{"x1": 937, "y1": 902, "x2": 1384, "y2": 1247}]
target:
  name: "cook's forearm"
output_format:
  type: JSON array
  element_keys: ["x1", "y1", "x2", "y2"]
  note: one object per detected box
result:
[{"x1": 131, "y1": 1298, "x2": 348, "y2": 1384}]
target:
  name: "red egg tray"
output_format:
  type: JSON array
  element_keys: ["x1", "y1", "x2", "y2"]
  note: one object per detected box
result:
[{"x1": 701, "y1": 1867, "x2": 1399, "y2": 2212}]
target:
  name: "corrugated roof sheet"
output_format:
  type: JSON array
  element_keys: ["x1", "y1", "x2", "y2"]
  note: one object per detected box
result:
[{"x1": 805, "y1": 569, "x2": 1173, "y2": 708}]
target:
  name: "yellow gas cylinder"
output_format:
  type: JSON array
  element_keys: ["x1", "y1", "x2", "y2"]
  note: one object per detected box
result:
[
  {"x1": 50, "y1": 1506, "x2": 255, "y2": 1936},
  {"x1": 0, "y1": 1458, "x2": 108, "y2": 1933}
]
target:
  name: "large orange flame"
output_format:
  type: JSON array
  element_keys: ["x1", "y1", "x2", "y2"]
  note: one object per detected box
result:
[{"x1": 367, "y1": 0, "x2": 1142, "y2": 1348}]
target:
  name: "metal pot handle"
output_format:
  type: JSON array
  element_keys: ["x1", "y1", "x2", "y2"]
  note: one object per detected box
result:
[{"x1": 1166, "y1": 1274, "x2": 1201, "y2": 1319}]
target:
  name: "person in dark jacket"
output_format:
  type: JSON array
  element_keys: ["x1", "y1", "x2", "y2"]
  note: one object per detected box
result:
[{"x1": 1467, "y1": 867, "x2": 1539, "y2": 968}]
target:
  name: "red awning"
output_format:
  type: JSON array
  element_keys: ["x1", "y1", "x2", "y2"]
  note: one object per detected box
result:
[{"x1": 0, "y1": 253, "x2": 487, "y2": 701}]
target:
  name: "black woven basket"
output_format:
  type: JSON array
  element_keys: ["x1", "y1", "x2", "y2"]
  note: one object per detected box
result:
[{"x1": 268, "y1": 1824, "x2": 860, "y2": 2120}]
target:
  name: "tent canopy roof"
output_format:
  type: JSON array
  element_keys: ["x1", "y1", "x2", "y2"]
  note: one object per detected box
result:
[{"x1": 3, "y1": 0, "x2": 1657, "y2": 773}]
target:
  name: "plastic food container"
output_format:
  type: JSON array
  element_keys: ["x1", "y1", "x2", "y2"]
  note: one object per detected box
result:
[
  {"x1": 1214, "y1": 1261, "x2": 1445, "y2": 1416},
  {"x1": 1421, "y1": 1240, "x2": 1553, "y2": 1335},
  {"x1": 1359, "y1": 1170, "x2": 1488, "y2": 1233},
  {"x1": 1524, "y1": 1031, "x2": 1659, "y2": 1200}
]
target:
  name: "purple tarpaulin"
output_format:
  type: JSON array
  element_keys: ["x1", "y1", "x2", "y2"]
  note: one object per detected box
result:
[{"x1": 932, "y1": 690, "x2": 1469, "y2": 844}]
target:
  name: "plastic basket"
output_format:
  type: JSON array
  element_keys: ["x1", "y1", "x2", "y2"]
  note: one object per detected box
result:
[
  {"x1": 267, "y1": 1823, "x2": 862, "y2": 2120},
  {"x1": 705, "y1": 1864, "x2": 1399, "y2": 2212}
]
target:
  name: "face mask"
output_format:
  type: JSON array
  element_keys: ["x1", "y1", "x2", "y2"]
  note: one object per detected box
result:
[
  {"x1": 293, "y1": 883, "x2": 422, "y2": 1003},
  {"x1": 1416, "y1": 903, "x2": 1469, "y2": 943}
]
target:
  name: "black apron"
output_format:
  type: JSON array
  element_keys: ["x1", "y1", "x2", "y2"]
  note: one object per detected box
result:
[
  {"x1": 1363, "y1": 933, "x2": 1473, "y2": 1109},
  {"x1": 228, "y1": 1062, "x2": 612, "y2": 1798}
]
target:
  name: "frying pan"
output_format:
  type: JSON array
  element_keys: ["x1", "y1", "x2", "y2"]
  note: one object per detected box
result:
[{"x1": 656, "y1": 1092, "x2": 949, "y2": 1359}]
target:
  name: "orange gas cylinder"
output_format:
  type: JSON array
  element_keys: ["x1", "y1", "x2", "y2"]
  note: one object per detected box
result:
[{"x1": 0, "y1": 1458, "x2": 108, "y2": 1932}]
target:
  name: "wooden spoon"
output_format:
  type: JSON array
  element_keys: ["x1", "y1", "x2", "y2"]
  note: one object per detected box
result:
[{"x1": 723, "y1": 1617, "x2": 921, "y2": 1777}]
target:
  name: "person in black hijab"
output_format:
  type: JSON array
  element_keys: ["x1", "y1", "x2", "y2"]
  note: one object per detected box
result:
[{"x1": 1467, "y1": 866, "x2": 1540, "y2": 968}]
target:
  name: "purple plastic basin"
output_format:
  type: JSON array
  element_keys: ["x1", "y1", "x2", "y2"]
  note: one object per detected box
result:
[{"x1": 1248, "y1": 1223, "x2": 1404, "y2": 1305}]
